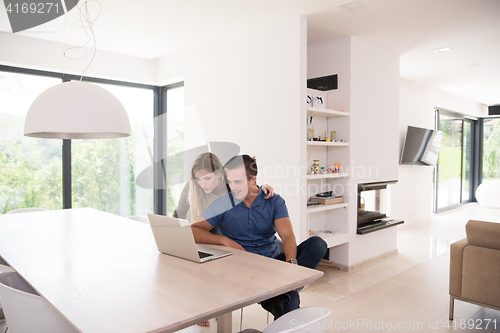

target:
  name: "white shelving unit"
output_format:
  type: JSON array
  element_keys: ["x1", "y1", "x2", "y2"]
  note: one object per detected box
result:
[
  {"x1": 307, "y1": 173, "x2": 349, "y2": 180},
  {"x1": 307, "y1": 202, "x2": 348, "y2": 213},
  {"x1": 307, "y1": 141, "x2": 349, "y2": 147},
  {"x1": 307, "y1": 107, "x2": 349, "y2": 118},
  {"x1": 316, "y1": 231, "x2": 349, "y2": 248},
  {"x1": 306, "y1": 89, "x2": 350, "y2": 251}
]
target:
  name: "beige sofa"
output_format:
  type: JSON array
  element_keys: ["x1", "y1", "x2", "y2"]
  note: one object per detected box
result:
[{"x1": 449, "y1": 220, "x2": 500, "y2": 320}]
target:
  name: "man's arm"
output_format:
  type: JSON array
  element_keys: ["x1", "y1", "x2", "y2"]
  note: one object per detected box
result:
[
  {"x1": 274, "y1": 217, "x2": 297, "y2": 262},
  {"x1": 191, "y1": 216, "x2": 245, "y2": 251}
]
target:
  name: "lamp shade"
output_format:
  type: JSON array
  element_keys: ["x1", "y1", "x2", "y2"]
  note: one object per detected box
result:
[{"x1": 24, "y1": 81, "x2": 131, "y2": 139}]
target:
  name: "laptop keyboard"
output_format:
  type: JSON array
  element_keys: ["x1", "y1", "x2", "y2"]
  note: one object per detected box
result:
[{"x1": 198, "y1": 251, "x2": 214, "y2": 259}]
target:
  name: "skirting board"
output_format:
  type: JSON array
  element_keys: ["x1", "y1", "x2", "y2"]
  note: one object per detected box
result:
[{"x1": 326, "y1": 249, "x2": 399, "y2": 271}]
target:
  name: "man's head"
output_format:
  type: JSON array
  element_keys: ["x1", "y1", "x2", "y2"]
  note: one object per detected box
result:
[{"x1": 224, "y1": 155, "x2": 258, "y2": 200}]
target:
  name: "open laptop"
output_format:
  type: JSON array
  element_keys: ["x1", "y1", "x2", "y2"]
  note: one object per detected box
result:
[{"x1": 147, "y1": 213, "x2": 232, "y2": 263}]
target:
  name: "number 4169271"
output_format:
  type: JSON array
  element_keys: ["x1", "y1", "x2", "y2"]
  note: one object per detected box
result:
[
  {"x1": 445, "y1": 319, "x2": 497, "y2": 330},
  {"x1": 6, "y1": 3, "x2": 60, "y2": 14}
]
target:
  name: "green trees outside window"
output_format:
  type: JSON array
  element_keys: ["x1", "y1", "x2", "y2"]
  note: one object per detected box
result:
[
  {"x1": 483, "y1": 119, "x2": 500, "y2": 181},
  {"x1": 0, "y1": 72, "x2": 62, "y2": 213},
  {"x1": 71, "y1": 83, "x2": 154, "y2": 217}
]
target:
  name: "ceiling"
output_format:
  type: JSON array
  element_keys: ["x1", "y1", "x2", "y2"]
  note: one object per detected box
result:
[{"x1": 1, "y1": 0, "x2": 499, "y2": 106}]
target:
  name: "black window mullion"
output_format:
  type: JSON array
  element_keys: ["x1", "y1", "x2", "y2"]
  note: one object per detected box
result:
[
  {"x1": 154, "y1": 87, "x2": 166, "y2": 215},
  {"x1": 474, "y1": 118, "x2": 484, "y2": 199},
  {"x1": 62, "y1": 139, "x2": 72, "y2": 209},
  {"x1": 62, "y1": 76, "x2": 72, "y2": 209},
  {"x1": 464, "y1": 118, "x2": 476, "y2": 203}
]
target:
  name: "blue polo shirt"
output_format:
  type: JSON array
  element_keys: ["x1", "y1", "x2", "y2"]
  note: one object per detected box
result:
[{"x1": 201, "y1": 187, "x2": 289, "y2": 258}]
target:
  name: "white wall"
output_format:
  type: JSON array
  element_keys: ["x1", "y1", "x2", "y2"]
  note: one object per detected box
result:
[
  {"x1": 347, "y1": 37, "x2": 400, "y2": 266},
  {"x1": 350, "y1": 38, "x2": 400, "y2": 184},
  {"x1": 156, "y1": 17, "x2": 307, "y2": 236},
  {"x1": 392, "y1": 78, "x2": 485, "y2": 223},
  {"x1": 0, "y1": 32, "x2": 156, "y2": 84}
]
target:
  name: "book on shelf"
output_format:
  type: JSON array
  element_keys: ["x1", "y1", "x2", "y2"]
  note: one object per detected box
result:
[{"x1": 310, "y1": 196, "x2": 344, "y2": 205}]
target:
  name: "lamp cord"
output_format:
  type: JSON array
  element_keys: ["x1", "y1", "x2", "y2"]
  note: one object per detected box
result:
[{"x1": 63, "y1": 0, "x2": 102, "y2": 80}]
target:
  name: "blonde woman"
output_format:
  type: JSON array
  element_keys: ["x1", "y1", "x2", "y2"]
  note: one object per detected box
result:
[{"x1": 173, "y1": 152, "x2": 274, "y2": 327}]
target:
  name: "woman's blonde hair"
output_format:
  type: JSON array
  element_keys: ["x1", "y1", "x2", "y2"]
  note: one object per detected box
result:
[{"x1": 189, "y1": 153, "x2": 225, "y2": 221}]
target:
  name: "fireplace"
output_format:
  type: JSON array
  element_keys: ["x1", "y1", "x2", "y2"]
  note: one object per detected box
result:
[{"x1": 357, "y1": 180, "x2": 404, "y2": 234}]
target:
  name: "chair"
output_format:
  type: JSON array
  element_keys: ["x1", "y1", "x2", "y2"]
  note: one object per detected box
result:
[
  {"x1": 240, "y1": 239, "x2": 312, "y2": 330},
  {"x1": 449, "y1": 220, "x2": 500, "y2": 320},
  {"x1": 126, "y1": 215, "x2": 149, "y2": 223},
  {"x1": 263, "y1": 307, "x2": 331, "y2": 333},
  {"x1": 0, "y1": 271, "x2": 78, "y2": 333},
  {"x1": 5, "y1": 208, "x2": 49, "y2": 214},
  {"x1": 240, "y1": 307, "x2": 331, "y2": 333}
]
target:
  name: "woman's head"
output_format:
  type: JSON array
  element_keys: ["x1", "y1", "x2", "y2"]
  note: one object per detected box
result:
[
  {"x1": 191, "y1": 153, "x2": 224, "y2": 194},
  {"x1": 189, "y1": 153, "x2": 226, "y2": 221}
]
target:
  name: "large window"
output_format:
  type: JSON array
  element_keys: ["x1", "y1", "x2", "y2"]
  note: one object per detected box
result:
[
  {"x1": 0, "y1": 72, "x2": 62, "y2": 213},
  {"x1": 483, "y1": 117, "x2": 500, "y2": 182},
  {"x1": 0, "y1": 66, "x2": 162, "y2": 217},
  {"x1": 72, "y1": 83, "x2": 154, "y2": 217}
]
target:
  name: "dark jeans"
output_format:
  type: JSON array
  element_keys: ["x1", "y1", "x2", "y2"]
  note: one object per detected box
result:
[{"x1": 264, "y1": 236, "x2": 327, "y2": 317}]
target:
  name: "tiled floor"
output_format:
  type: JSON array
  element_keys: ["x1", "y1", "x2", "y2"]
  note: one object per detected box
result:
[{"x1": 1, "y1": 203, "x2": 498, "y2": 332}]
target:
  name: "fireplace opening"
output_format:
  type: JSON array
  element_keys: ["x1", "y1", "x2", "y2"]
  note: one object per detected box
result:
[{"x1": 357, "y1": 180, "x2": 404, "y2": 234}]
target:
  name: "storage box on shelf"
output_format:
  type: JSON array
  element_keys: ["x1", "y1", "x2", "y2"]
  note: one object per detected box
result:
[{"x1": 306, "y1": 88, "x2": 350, "y2": 250}]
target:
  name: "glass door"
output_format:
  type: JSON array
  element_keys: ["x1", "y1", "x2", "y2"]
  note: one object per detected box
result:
[
  {"x1": 434, "y1": 110, "x2": 477, "y2": 212},
  {"x1": 462, "y1": 119, "x2": 473, "y2": 202},
  {"x1": 435, "y1": 112, "x2": 463, "y2": 211}
]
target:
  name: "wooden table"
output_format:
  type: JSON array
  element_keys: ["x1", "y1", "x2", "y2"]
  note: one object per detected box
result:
[{"x1": 0, "y1": 208, "x2": 323, "y2": 333}]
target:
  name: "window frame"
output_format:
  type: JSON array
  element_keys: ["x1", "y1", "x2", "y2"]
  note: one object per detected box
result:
[{"x1": 0, "y1": 65, "x2": 173, "y2": 215}]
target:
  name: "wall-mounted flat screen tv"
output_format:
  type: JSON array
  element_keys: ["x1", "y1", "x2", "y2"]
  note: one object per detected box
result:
[{"x1": 400, "y1": 126, "x2": 443, "y2": 166}]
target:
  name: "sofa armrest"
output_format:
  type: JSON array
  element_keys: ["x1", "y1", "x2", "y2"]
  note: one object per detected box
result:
[
  {"x1": 466, "y1": 220, "x2": 500, "y2": 251},
  {"x1": 450, "y1": 238, "x2": 468, "y2": 297}
]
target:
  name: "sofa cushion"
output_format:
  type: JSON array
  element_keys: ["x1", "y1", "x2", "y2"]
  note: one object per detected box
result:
[
  {"x1": 466, "y1": 220, "x2": 500, "y2": 251},
  {"x1": 462, "y1": 245, "x2": 500, "y2": 308}
]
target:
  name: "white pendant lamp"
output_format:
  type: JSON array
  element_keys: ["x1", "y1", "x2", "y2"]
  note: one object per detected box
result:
[
  {"x1": 24, "y1": 81, "x2": 131, "y2": 139},
  {"x1": 24, "y1": 1, "x2": 131, "y2": 140}
]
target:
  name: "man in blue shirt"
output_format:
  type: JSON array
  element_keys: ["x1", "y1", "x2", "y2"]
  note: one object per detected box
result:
[{"x1": 192, "y1": 155, "x2": 327, "y2": 319}]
